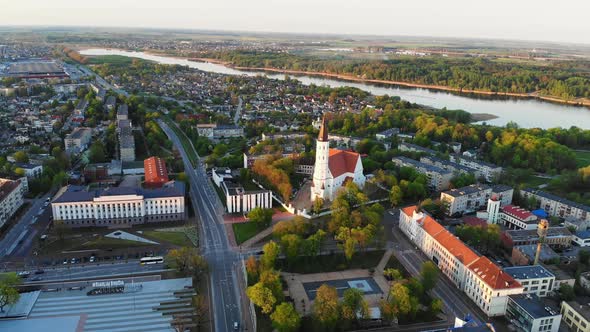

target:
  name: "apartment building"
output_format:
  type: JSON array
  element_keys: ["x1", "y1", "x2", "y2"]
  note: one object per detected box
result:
[
  {"x1": 420, "y1": 155, "x2": 482, "y2": 179},
  {"x1": 64, "y1": 127, "x2": 92, "y2": 154},
  {"x1": 196, "y1": 124, "x2": 244, "y2": 140},
  {"x1": 398, "y1": 142, "x2": 437, "y2": 155},
  {"x1": 0, "y1": 178, "x2": 25, "y2": 228},
  {"x1": 399, "y1": 206, "x2": 523, "y2": 317},
  {"x1": 51, "y1": 182, "x2": 185, "y2": 228},
  {"x1": 504, "y1": 265, "x2": 556, "y2": 297},
  {"x1": 392, "y1": 156, "x2": 452, "y2": 191},
  {"x1": 561, "y1": 301, "x2": 590, "y2": 332},
  {"x1": 502, "y1": 227, "x2": 573, "y2": 249},
  {"x1": 521, "y1": 188, "x2": 590, "y2": 223},
  {"x1": 441, "y1": 184, "x2": 492, "y2": 216},
  {"x1": 450, "y1": 155, "x2": 502, "y2": 182}
]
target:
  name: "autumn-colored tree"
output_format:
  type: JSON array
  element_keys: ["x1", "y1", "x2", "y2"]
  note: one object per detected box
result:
[
  {"x1": 259, "y1": 269, "x2": 284, "y2": 302},
  {"x1": 420, "y1": 261, "x2": 439, "y2": 292},
  {"x1": 313, "y1": 284, "x2": 340, "y2": 328},
  {"x1": 383, "y1": 268, "x2": 403, "y2": 281},
  {"x1": 248, "y1": 207, "x2": 273, "y2": 229},
  {"x1": 245, "y1": 256, "x2": 259, "y2": 282},
  {"x1": 246, "y1": 282, "x2": 276, "y2": 314},
  {"x1": 280, "y1": 234, "x2": 301, "y2": 263},
  {"x1": 341, "y1": 288, "x2": 368, "y2": 321},
  {"x1": 260, "y1": 241, "x2": 280, "y2": 270},
  {"x1": 270, "y1": 302, "x2": 301, "y2": 332},
  {"x1": 166, "y1": 247, "x2": 208, "y2": 281},
  {"x1": 390, "y1": 185, "x2": 403, "y2": 207}
]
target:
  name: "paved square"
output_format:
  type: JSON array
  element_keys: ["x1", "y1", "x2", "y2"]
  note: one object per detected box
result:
[{"x1": 303, "y1": 277, "x2": 382, "y2": 300}]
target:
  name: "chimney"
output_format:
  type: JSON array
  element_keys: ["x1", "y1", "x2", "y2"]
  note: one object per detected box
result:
[{"x1": 534, "y1": 219, "x2": 549, "y2": 265}]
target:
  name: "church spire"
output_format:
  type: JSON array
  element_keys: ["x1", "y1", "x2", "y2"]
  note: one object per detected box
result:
[{"x1": 318, "y1": 116, "x2": 328, "y2": 142}]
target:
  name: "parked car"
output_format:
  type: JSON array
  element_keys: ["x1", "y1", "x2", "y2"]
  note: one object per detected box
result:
[
  {"x1": 34, "y1": 269, "x2": 45, "y2": 275},
  {"x1": 17, "y1": 271, "x2": 30, "y2": 278}
]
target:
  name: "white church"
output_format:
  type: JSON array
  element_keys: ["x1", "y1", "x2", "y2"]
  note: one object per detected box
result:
[{"x1": 311, "y1": 117, "x2": 366, "y2": 201}]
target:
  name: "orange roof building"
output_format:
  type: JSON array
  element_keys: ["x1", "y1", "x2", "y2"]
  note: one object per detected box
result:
[
  {"x1": 311, "y1": 116, "x2": 366, "y2": 201},
  {"x1": 144, "y1": 157, "x2": 169, "y2": 188},
  {"x1": 399, "y1": 205, "x2": 523, "y2": 317}
]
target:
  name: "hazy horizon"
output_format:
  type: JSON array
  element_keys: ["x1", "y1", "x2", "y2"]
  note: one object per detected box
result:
[{"x1": 1, "y1": 0, "x2": 589, "y2": 45}]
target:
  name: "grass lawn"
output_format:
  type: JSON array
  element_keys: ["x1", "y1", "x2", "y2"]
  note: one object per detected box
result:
[
  {"x1": 232, "y1": 222, "x2": 262, "y2": 245},
  {"x1": 162, "y1": 116, "x2": 199, "y2": 167},
  {"x1": 277, "y1": 250, "x2": 385, "y2": 274},
  {"x1": 143, "y1": 231, "x2": 193, "y2": 247},
  {"x1": 76, "y1": 237, "x2": 151, "y2": 250},
  {"x1": 87, "y1": 55, "x2": 134, "y2": 65},
  {"x1": 524, "y1": 175, "x2": 549, "y2": 188},
  {"x1": 575, "y1": 150, "x2": 590, "y2": 168}
]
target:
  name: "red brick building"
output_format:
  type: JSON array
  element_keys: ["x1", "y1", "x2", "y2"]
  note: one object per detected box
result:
[{"x1": 144, "y1": 157, "x2": 169, "y2": 188}]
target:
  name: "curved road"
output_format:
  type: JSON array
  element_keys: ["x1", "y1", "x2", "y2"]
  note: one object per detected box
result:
[{"x1": 159, "y1": 120, "x2": 244, "y2": 332}]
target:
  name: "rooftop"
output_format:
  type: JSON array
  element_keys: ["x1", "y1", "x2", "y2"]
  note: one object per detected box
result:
[
  {"x1": 393, "y1": 156, "x2": 451, "y2": 174},
  {"x1": 509, "y1": 294, "x2": 560, "y2": 319},
  {"x1": 329, "y1": 149, "x2": 361, "y2": 178},
  {"x1": 504, "y1": 265, "x2": 554, "y2": 280},
  {"x1": 0, "y1": 278, "x2": 193, "y2": 332},
  {"x1": 66, "y1": 127, "x2": 91, "y2": 140},
  {"x1": 443, "y1": 184, "x2": 491, "y2": 198},
  {"x1": 575, "y1": 230, "x2": 590, "y2": 239},
  {"x1": 468, "y1": 256, "x2": 522, "y2": 290},
  {"x1": 52, "y1": 181, "x2": 184, "y2": 203},
  {"x1": 501, "y1": 205, "x2": 537, "y2": 222},
  {"x1": 523, "y1": 188, "x2": 590, "y2": 213},
  {"x1": 0, "y1": 178, "x2": 20, "y2": 202},
  {"x1": 565, "y1": 301, "x2": 590, "y2": 322},
  {"x1": 505, "y1": 227, "x2": 572, "y2": 241}
]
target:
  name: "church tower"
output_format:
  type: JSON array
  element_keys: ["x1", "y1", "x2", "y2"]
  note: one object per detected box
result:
[{"x1": 311, "y1": 116, "x2": 331, "y2": 201}]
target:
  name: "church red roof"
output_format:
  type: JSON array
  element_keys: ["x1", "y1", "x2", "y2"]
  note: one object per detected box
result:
[{"x1": 328, "y1": 149, "x2": 360, "y2": 178}]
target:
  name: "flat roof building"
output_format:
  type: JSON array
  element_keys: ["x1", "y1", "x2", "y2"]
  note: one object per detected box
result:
[
  {"x1": 506, "y1": 294, "x2": 561, "y2": 332},
  {"x1": 561, "y1": 301, "x2": 590, "y2": 332},
  {"x1": 392, "y1": 156, "x2": 452, "y2": 191},
  {"x1": 504, "y1": 265, "x2": 555, "y2": 297}
]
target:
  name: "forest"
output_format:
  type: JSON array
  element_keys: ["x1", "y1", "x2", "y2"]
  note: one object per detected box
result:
[{"x1": 207, "y1": 51, "x2": 590, "y2": 100}]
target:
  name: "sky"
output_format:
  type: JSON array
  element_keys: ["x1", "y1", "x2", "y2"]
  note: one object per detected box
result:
[{"x1": 2, "y1": 0, "x2": 590, "y2": 44}]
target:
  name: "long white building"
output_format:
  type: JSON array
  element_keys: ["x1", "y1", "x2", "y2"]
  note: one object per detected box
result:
[
  {"x1": 51, "y1": 182, "x2": 185, "y2": 227},
  {"x1": 399, "y1": 206, "x2": 523, "y2": 317},
  {"x1": 0, "y1": 178, "x2": 25, "y2": 228},
  {"x1": 521, "y1": 188, "x2": 590, "y2": 223}
]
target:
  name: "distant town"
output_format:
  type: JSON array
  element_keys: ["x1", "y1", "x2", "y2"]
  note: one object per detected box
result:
[{"x1": 0, "y1": 28, "x2": 589, "y2": 332}]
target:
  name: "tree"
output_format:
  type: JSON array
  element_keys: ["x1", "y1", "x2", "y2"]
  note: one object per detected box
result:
[
  {"x1": 313, "y1": 284, "x2": 340, "y2": 328},
  {"x1": 270, "y1": 302, "x2": 301, "y2": 332},
  {"x1": 245, "y1": 256, "x2": 259, "y2": 282},
  {"x1": 261, "y1": 241, "x2": 280, "y2": 270},
  {"x1": 390, "y1": 185, "x2": 403, "y2": 207},
  {"x1": 88, "y1": 141, "x2": 107, "y2": 163},
  {"x1": 430, "y1": 298, "x2": 443, "y2": 314},
  {"x1": 248, "y1": 207, "x2": 273, "y2": 229},
  {"x1": 579, "y1": 249, "x2": 590, "y2": 265},
  {"x1": 0, "y1": 273, "x2": 20, "y2": 312},
  {"x1": 259, "y1": 269, "x2": 284, "y2": 302},
  {"x1": 312, "y1": 197, "x2": 324, "y2": 214},
  {"x1": 420, "y1": 261, "x2": 439, "y2": 292},
  {"x1": 53, "y1": 220, "x2": 68, "y2": 241},
  {"x1": 383, "y1": 268, "x2": 403, "y2": 281},
  {"x1": 280, "y1": 234, "x2": 302, "y2": 263},
  {"x1": 13, "y1": 151, "x2": 28, "y2": 163},
  {"x1": 246, "y1": 282, "x2": 276, "y2": 314},
  {"x1": 191, "y1": 295, "x2": 210, "y2": 331},
  {"x1": 14, "y1": 168, "x2": 25, "y2": 177},
  {"x1": 559, "y1": 284, "x2": 575, "y2": 301},
  {"x1": 341, "y1": 288, "x2": 368, "y2": 321},
  {"x1": 166, "y1": 247, "x2": 208, "y2": 281}
]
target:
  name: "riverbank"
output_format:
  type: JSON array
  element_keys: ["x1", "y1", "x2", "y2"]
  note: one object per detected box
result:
[
  {"x1": 470, "y1": 113, "x2": 499, "y2": 122},
  {"x1": 189, "y1": 57, "x2": 590, "y2": 108}
]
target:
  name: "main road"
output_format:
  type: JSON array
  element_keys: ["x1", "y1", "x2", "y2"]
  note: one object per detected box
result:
[{"x1": 158, "y1": 119, "x2": 244, "y2": 332}]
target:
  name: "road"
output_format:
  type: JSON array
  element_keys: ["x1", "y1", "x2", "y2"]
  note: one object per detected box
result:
[
  {"x1": 77, "y1": 65, "x2": 128, "y2": 96},
  {"x1": 387, "y1": 209, "x2": 488, "y2": 325},
  {"x1": 159, "y1": 119, "x2": 244, "y2": 332},
  {"x1": 16, "y1": 260, "x2": 169, "y2": 284},
  {"x1": 0, "y1": 193, "x2": 51, "y2": 259},
  {"x1": 233, "y1": 96, "x2": 242, "y2": 125}
]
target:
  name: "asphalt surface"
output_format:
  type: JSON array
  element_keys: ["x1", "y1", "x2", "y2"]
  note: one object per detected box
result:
[
  {"x1": 0, "y1": 193, "x2": 52, "y2": 259},
  {"x1": 16, "y1": 260, "x2": 169, "y2": 284},
  {"x1": 159, "y1": 119, "x2": 244, "y2": 332}
]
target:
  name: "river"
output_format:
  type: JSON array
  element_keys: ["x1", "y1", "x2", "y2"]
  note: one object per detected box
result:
[{"x1": 80, "y1": 48, "x2": 590, "y2": 129}]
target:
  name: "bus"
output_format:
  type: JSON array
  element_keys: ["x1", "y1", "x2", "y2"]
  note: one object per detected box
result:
[{"x1": 140, "y1": 256, "x2": 164, "y2": 265}]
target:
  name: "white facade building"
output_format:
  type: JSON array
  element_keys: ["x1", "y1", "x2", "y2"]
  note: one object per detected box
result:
[
  {"x1": 487, "y1": 198, "x2": 501, "y2": 224},
  {"x1": 64, "y1": 127, "x2": 92, "y2": 154},
  {"x1": 0, "y1": 178, "x2": 25, "y2": 228},
  {"x1": 506, "y1": 295, "x2": 561, "y2": 332},
  {"x1": 222, "y1": 182, "x2": 272, "y2": 214},
  {"x1": 521, "y1": 188, "x2": 590, "y2": 223},
  {"x1": 450, "y1": 155, "x2": 502, "y2": 182},
  {"x1": 504, "y1": 265, "x2": 556, "y2": 297},
  {"x1": 51, "y1": 182, "x2": 185, "y2": 228},
  {"x1": 393, "y1": 156, "x2": 452, "y2": 191},
  {"x1": 500, "y1": 205, "x2": 538, "y2": 230},
  {"x1": 311, "y1": 117, "x2": 365, "y2": 202},
  {"x1": 399, "y1": 206, "x2": 523, "y2": 317}
]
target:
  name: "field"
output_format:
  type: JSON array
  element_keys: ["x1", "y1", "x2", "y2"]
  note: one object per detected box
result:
[
  {"x1": 575, "y1": 150, "x2": 590, "y2": 168},
  {"x1": 87, "y1": 55, "x2": 134, "y2": 65},
  {"x1": 143, "y1": 230, "x2": 192, "y2": 247},
  {"x1": 232, "y1": 222, "x2": 261, "y2": 245}
]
